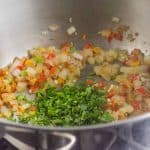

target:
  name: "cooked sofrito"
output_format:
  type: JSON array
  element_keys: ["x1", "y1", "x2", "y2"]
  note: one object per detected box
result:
[{"x1": 0, "y1": 43, "x2": 149, "y2": 126}]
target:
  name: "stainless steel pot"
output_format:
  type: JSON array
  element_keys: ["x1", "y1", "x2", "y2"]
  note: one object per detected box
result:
[{"x1": 0, "y1": 0, "x2": 150, "y2": 149}]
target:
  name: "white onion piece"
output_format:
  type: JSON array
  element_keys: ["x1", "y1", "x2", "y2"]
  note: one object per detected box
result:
[
  {"x1": 12, "y1": 69, "x2": 21, "y2": 77},
  {"x1": 133, "y1": 80, "x2": 142, "y2": 89},
  {"x1": 119, "y1": 105, "x2": 134, "y2": 114},
  {"x1": 10, "y1": 58, "x2": 21, "y2": 72},
  {"x1": 1, "y1": 106, "x2": 11, "y2": 117},
  {"x1": 88, "y1": 57, "x2": 95, "y2": 65},
  {"x1": 144, "y1": 55, "x2": 150, "y2": 65},
  {"x1": 94, "y1": 66, "x2": 100, "y2": 75},
  {"x1": 58, "y1": 68, "x2": 69, "y2": 80},
  {"x1": 26, "y1": 67, "x2": 36, "y2": 76},
  {"x1": 26, "y1": 94, "x2": 35, "y2": 100},
  {"x1": 136, "y1": 95, "x2": 143, "y2": 101},
  {"x1": 83, "y1": 49, "x2": 93, "y2": 57},
  {"x1": 72, "y1": 52, "x2": 83, "y2": 60},
  {"x1": 69, "y1": 17, "x2": 73, "y2": 23},
  {"x1": 58, "y1": 53, "x2": 69, "y2": 63},
  {"x1": 45, "y1": 59, "x2": 54, "y2": 66},
  {"x1": 112, "y1": 16, "x2": 120, "y2": 23},
  {"x1": 120, "y1": 65, "x2": 148, "y2": 74},
  {"x1": 12, "y1": 113, "x2": 19, "y2": 122},
  {"x1": 67, "y1": 26, "x2": 76, "y2": 35},
  {"x1": 16, "y1": 82, "x2": 27, "y2": 92},
  {"x1": 22, "y1": 103, "x2": 30, "y2": 109},
  {"x1": 145, "y1": 98, "x2": 150, "y2": 109},
  {"x1": 48, "y1": 24, "x2": 59, "y2": 31}
]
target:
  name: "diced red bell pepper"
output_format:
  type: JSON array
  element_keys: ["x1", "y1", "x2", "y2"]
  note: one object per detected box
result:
[
  {"x1": 50, "y1": 66, "x2": 57, "y2": 75},
  {"x1": 130, "y1": 74, "x2": 138, "y2": 82},
  {"x1": 86, "y1": 79, "x2": 94, "y2": 85},
  {"x1": 47, "y1": 52, "x2": 55, "y2": 59},
  {"x1": 83, "y1": 43, "x2": 93, "y2": 49},
  {"x1": 98, "y1": 81, "x2": 106, "y2": 88},
  {"x1": 0, "y1": 70, "x2": 5, "y2": 76},
  {"x1": 38, "y1": 72, "x2": 46, "y2": 83},
  {"x1": 107, "y1": 32, "x2": 113, "y2": 42},
  {"x1": 107, "y1": 91, "x2": 115, "y2": 98},
  {"x1": 16, "y1": 65, "x2": 23, "y2": 70},
  {"x1": 60, "y1": 42, "x2": 72, "y2": 49},
  {"x1": 132, "y1": 100, "x2": 140, "y2": 110},
  {"x1": 136, "y1": 86, "x2": 147, "y2": 95},
  {"x1": 30, "y1": 84, "x2": 39, "y2": 93},
  {"x1": 113, "y1": 31, "x2": 123, "y2": 41}
]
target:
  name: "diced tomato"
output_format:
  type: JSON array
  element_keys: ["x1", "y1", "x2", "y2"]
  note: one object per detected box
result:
[
  {"x1": 107, "y1": 91, "x2": 115, "y2": 98},
  {"x1": 131, "y1": 48, "x2": 141, "y2": 55},
  {"x1": 47, "y1": 52, "x2": 55, "y2": 59},
  {"x1": 136, "y1": 86, "x2": 147, "y2": 95},
  {"x1": 107, "y1": 34, "x2": 113, "y2": 42},
  {"x1": 132, "y1": 100, "x2": 140, "y2": 110},
  {"x1": 29, "y1": 84, "x2": 38, "y2": 93},
  {"x1": 108, "y1": 100, "x2": 119, "y2": 111},
  {"x1": 38, "y1": 72, "x2": 46, "y2": 83},
  {"x1": 86, "y1": 79, "x2": 94, "y2": 85},
  {"x1": 83, "y1": 43, "x2": 93, "y2": 49},
  {"x1": 113, "y1": 31, "x2": 123, "y2": 41},
  {"x1": 82, "y1": 34, "x2": 88, "y2": 40},
  {"x1": 98, "y1": 80, "x2": 106, "y2": 88},
  {"x1": 16, "y1": 65, "x2": 23, "y2": 70},
  {"x1": 120, "y1": 83, "x2": 128, "y2": 88},
  {"x1": 31, "y1": 105, "x2": 36, "y2": 111},
  {"x1": 127, "y1": 56, "x2": 140, "y2": 66},
  {"x1": 60, "y1": 42, "x2": 72, "y2": 49},
  {"x1": 50, "y1": 66, "x2": 57, "y2": 75},
  {"x1": 0, "y1": 70, "x2": 5, "y2": 76},
  {"x1": 119, "y1": 92, "x2": 127, "y2": 97},
  {"x1": 107, "y1": 31, "x2": 123, "y2": 42},
  {"x1": 130, "y1": 74, "x2": 138, "y2": 82}
]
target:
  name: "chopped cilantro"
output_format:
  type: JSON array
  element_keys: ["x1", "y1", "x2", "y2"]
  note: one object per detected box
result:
[
  {"x1": 33, "y1": 56, "x2": 42, "y2": 63},
  {"x1": 23, "y1": 84, "x2": 109, "y2": 126},
  {"x1": 100, "y1": 112, "x2": 114, "y2": 123},
  {"x1": 16, "y1": 95, "x2": 27, "y2": 101},
  {"x1": 70, "y1": 46, "x2": 77, "y2": 53},
  {"x1": 20, "y1": 70, "x2": 28, "y2": 77}
]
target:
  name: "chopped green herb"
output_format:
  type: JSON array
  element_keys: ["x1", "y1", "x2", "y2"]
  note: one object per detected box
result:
[
  {"x1": 16, "y1": 95, "x2": 27, "y2": 101},
  {"x1": 20, "y1": 70, "x2": 28, "y2": 77},
  {"x1": 33, "y1": 56, "x2": 42, "y2": 63},
  {"x1": 100, "y1": 112, "x2": 114, "y2": 123},
  {"x1": 87, "y1": 72, "x2": 95, "y2": 79},
  {"x1": 22, "y1": 84, "x2": 108, "y2": 126},
  {"x1": 70, "y1": 46, "x2": 77, "y2": 53}
]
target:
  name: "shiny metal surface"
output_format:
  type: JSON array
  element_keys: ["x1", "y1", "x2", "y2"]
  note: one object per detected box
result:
[{"x1": 0, "y1": 0, "x2": 150, "y2": 131}]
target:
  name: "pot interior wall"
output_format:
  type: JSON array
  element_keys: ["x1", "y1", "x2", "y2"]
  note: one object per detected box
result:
[{"x1": 0, "y1": 0, "x2": 150, "y2": 67}]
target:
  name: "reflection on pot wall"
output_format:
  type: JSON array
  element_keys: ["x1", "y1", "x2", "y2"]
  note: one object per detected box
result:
[{"x1": 0, "y1": 0, "x2": 150, "y2": 67}]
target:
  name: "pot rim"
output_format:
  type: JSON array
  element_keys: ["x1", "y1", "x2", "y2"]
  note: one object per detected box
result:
[{"x1": 0, "y1": 113, "x2": 149, "y2": 132}]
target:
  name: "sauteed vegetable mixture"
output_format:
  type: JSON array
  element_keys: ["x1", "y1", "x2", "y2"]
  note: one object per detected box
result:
[{"x1": 0, "y1": 42, "x2": 149, "y2": 126}]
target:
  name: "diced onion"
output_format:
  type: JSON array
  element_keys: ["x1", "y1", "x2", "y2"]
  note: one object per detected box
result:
[
  {"x1": 120, "y1": 65, "x2": 148, "y2": 74},
  {"x1": 72, "y1": 53, "x2": 83, "y2": 60},
  {"x1": 12, "y1": 69, "x2": 21, "y2": 77},
  {"x1": 112, "y1": 17, "x2": 120, "y2": 23},
  {"x1": 26, "y1": 67, "x2": 36, "y2": 76},
  {"x1": 10, "y1": 58, "x2": 21, "y2": 72},
  {"x1": 58, "y1": 68, "x2": 69, "y2": 80},
  {"x1": 48, "y1": 24, "x2": 59, "y2": 31},
  {"x1": 67, "y1": 26, "x2": 76, "y2": 35},
  {"x1": 144, "y1": 55, "x2": 150, "y2": 65},
  {"x1": 16, "y1": 82, "x2": 27, "y2": 92}
]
